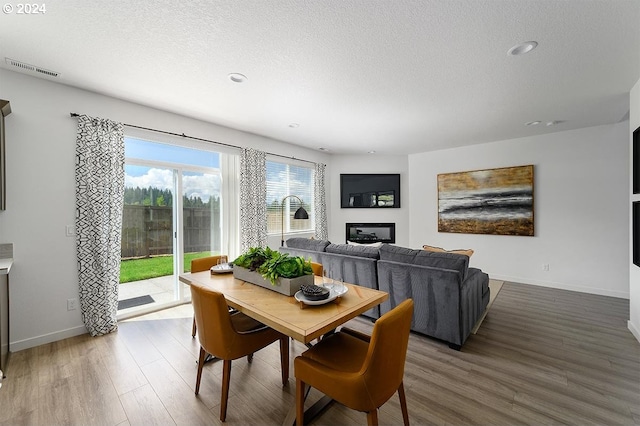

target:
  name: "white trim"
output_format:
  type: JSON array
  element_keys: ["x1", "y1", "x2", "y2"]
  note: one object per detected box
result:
[
  {"x1": 221, "y1": 153, "x2": 241, "y2": 259},
  {"x1": 265, "y1": 153, "x2": 311, "y2": 168},
  {"x1": 11, "y1": 325, "x2": 87, "y2": 352}
]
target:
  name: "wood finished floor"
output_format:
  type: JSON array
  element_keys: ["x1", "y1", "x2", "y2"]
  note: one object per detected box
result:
[{"x1": 1, "y1": 281, "x2": 639, "y2": 425}]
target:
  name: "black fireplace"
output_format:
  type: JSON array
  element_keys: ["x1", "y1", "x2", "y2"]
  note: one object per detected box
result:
[{"x1": 346, "y1": 223, "x2": 395, "y2": 244}]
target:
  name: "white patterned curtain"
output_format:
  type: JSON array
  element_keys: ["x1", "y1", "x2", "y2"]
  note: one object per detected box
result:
[
  {"x1": 314, "y1": 162, "x2": 328, "y2": 240},
  {"x1": 240, "y1": 148, "x2": 267, "y2": 251},
  {"x1": 75, "y1": 115, "x2": 124, "y2": 337}
]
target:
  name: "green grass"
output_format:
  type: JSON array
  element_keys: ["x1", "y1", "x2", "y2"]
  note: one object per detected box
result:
[{"x1": 119, "y1": 252, "x2": 213, "y2": 283}]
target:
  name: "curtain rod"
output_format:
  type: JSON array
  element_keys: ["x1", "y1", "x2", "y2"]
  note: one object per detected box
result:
[{"x1": 69, "y1": 112, "x2": 315, "y2": 165}]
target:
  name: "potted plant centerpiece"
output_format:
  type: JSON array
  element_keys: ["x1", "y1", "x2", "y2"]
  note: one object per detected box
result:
[{"x1": 232, "y1": 247, "x2": 314, "y2": 296}]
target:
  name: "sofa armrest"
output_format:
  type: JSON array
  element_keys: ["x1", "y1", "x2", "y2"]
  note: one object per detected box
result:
[
  {"x1": 459, "y1": 268, "x2": 490, "y2": 340},
  {"x1": 378, "y1": 259, "x2": 464, "y2": 344}
]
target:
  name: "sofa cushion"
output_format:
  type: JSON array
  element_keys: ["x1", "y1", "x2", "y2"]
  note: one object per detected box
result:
[
  {"x1": 378, "y1": 244, "x2": 418, "y2": 263},
  {"x1": 379, "y1": 244, "x2": 469, "y2": 278},
  {"x1": 325, "y1": 243, "x2": 380, "y2": 259},
  {"x1": 285, "y1": 237, "x2": 330, "y2": 252},
  {"x1": 423, "y1": 244, "x2": 474, "y2": 257},
  {"x1": 413, "y1": 250, "x2": 469, "y2": 278}
]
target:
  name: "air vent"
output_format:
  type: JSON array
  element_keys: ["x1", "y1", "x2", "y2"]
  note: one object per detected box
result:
[{"x1": 5, "y1": 58, "x2": 59, "y2": 77}]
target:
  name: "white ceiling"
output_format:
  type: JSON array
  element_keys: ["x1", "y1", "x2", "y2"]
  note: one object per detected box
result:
[{"x1": 1, "y1": 0, "x2": 639, "y2": 155}]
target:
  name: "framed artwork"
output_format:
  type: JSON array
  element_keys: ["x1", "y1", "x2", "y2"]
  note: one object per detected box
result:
[{"x1": 438, "y1": 165, "x2": 534, "y2": 236}]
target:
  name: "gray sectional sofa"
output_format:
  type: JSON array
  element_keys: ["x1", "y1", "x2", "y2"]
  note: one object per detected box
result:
[{"x1": 280, "y1": 238, "x2": 489, "y2": 350}]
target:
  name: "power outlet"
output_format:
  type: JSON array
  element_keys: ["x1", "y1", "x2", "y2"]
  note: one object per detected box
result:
[
  {"x1": 542, "y1": 263, "x2": 550, "y2": 272},
  {"x1": 67, "y1": 298, "x2": 78, "y2": 311}
]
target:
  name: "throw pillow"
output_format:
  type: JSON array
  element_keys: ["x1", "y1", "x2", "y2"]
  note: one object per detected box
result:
[
  {"x1": 347, "y1": 240, "x2": 383, "y2": 248},
  {"x1": 378, "y1": 244, "x2": 418, "y2": 263},
  {"x1": 423, "y1": 244, "x2": 474, "y2": 257}
]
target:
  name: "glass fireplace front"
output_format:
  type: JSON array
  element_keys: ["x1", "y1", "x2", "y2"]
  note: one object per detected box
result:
[{"x1": 346, "y1": 223, "x2": 395, "y2": 244}]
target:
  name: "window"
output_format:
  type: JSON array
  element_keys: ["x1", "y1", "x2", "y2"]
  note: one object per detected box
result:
[
  {"x1": 119, "y1": 136, "x2": 234, "y2": 315},
  {"x1": 266, "y1": 160, "x2": 314, "y2": 235}
]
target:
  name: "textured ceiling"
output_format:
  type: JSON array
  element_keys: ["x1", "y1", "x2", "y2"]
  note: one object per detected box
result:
[{"x1": 0, "y1": 0, "x2": 639, "y2": 154}]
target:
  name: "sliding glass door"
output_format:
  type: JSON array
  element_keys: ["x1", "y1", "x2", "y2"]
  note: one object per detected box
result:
[{"x1": 118, "y1": 137, "x2": 223, "y2": 316}]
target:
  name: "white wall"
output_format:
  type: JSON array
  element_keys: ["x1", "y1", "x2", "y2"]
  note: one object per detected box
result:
[
  {"x1": 1, "y1": 65, "x2": 634, "y2": 350},
  {"x1": 327, "y1": 155, "x2": 410, "y2": 246},
  {"x1": 408, "y1": 123, "x2": 630, "y2": 298},
  {"x1": 0, "y1": 69, "x2": 329, "y2": 350},
  {"x1": 630, "y1": 77, "x2": 640, "y2": 343}
]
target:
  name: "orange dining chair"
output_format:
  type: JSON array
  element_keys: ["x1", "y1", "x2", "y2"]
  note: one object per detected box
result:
[
  {"x1": 294, "y1": 298, "x2": 414, "y2": 426},
  {"x1": 311, "y1": 262, "x2": 323, "y2": 277},
  {"x1": 191, "y1": 281, "x2": 289, "y2": 422},
  {"x1": 190, "y1": 255, "x2": 226, "y2": 337}
]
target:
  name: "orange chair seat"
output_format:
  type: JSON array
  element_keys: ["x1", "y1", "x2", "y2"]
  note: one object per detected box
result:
[
  {"x1": 294, "y1": 299, "x2": 413, "y2": 425},
  {"x1": 298, "y1": 332, "x2": 368, "y2": 373},
  {"x1": 191, "y1": 282, "x2": 289, "y2": 422}
]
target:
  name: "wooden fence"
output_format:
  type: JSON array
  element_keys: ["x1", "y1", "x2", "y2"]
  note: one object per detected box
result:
[
  {"x1": 121, "y1": 205, "x2": 220, "y2": 258},
  {"x1": 121, "y1": 205, "x2": 312, "y2": 258}
]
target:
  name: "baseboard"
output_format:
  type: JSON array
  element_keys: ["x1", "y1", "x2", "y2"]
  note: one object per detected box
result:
[
  {"x1": 487, "y1": 274, "x2": 629, "y2": 299},
  {"x1": 629, "y1": 320, "x2": 640, "y2": 344},
  {"x1": 10, "y1": 325, "x2": 87, "y2": 352}
]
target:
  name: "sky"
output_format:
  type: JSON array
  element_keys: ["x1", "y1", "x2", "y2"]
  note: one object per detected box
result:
[
  {"x1": 124, "y1": 137, "x2": 221, "y2": 202},
  {"x1": 124, "y1": 136, "x2": 313, "y2": 205}
]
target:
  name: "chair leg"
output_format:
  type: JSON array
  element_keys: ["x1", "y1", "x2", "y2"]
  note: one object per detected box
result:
[
  {"x1": 280, "y1": 337, "x2": 290, "y2": 385},
  {"x1": 220, "y1": 359, "x2": 232, "y2": 422},
  {"x1": 195, "y1": 347, "x2": 206, "y2": 395},
  {"x1": 398, "y1": 381, "x2": 409, "y2": 426},
  {"x1": 191, "y1": 317, "x2": 197, "y2": 338},
  {"x1": 366, "y1": 409, "x2": 379, "y2": 426},
  {"x1": 296, "y1": 378, "x2": 305, "y2": 426}
]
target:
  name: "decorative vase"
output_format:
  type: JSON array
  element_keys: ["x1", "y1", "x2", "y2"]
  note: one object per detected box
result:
[{"x1": 232, "y1": 266, "x2": 313, "y2": 296}]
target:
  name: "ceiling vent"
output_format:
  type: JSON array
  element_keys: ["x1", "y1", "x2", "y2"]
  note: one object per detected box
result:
[{"x1": 5, "y1": 58, "x2": 59, "y2": 77}]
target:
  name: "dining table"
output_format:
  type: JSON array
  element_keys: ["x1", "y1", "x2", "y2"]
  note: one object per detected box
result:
[
  {"x1": 179, "y1": 270, "x2": 388, "y2": 345},
  {"x1": 179, "y1": 269, "x2": 389, "y2": 425}
]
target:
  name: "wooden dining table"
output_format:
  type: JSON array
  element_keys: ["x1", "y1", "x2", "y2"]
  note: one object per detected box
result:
[
  {"x1": 179, "y1": 269, "x2": 389, "y2": 425},
  {"x1": 179, "y1": 270, "x2": 388, "y2": 345}
]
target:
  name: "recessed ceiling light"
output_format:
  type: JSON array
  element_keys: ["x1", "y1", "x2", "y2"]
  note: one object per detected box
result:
[
  {"x1": 318, "y1": 147, "x2": 329, "y2": 151},
  {"x1": 368, "y1": 150, "x2": 376, "y2": 154},
  {"x1": 288, "y1": 123, "x2": 300, "y2": 128},
  {"x1": 546, "y1": 120, "x2": 559, "y2": 126},
  {"x1": 508, "y1": 41, "x2": 538, "y2": 56},
  {"x1": 525, "y1": 121, "x2": 541, "y2": 126},
  {"x1": 228, "y1": 73, "x2": 247, "y2": 83}
]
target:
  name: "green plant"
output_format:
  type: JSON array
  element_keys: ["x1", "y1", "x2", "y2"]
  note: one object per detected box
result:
[
  {"x1": 233, "y1": 247, "x2": 312, "y2": 285},
  {"x1": 232, "y1": 246, "x2": 272, "y2": 271}
]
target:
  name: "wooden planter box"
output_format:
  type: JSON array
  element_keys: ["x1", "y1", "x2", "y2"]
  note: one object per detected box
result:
[{"x1": 232, "y1": 266, "x2": 313, "y2": 296}]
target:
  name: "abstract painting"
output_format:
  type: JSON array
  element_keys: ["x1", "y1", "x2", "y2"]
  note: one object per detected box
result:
[{"x1": 437, "y1": 165, "x2": 534, "y2": 236}]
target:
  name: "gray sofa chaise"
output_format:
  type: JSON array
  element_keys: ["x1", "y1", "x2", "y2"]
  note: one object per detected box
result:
[{"x1": 280, "y1": 238, "x2": 489, "y2": 350}]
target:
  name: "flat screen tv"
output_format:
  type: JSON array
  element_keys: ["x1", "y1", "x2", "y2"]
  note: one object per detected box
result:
[{"x1": 340, "y1": 174, "x2": 400, "y2": 208}]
